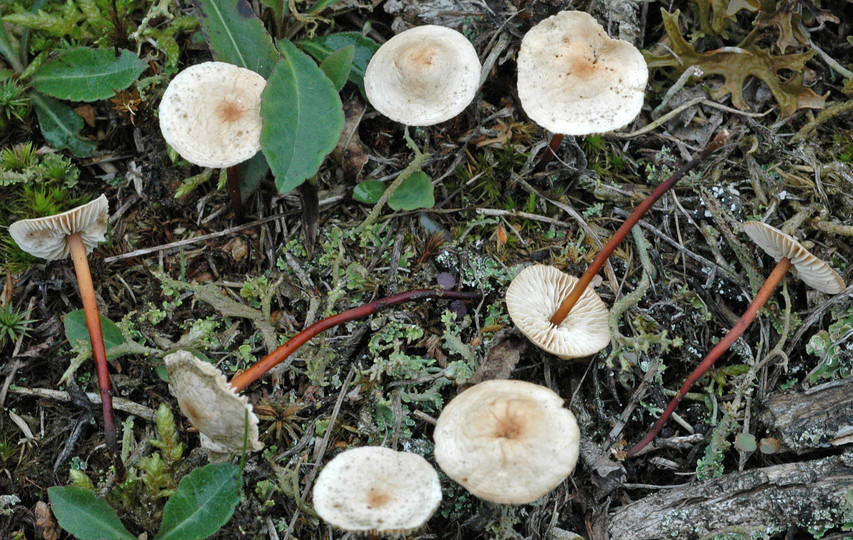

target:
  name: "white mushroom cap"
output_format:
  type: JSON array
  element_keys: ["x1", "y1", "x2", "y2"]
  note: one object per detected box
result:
[
  {"x1": 434, "y1": 379, "x2": 580, "y2": 504},
  {"x1": 517, "y1": 10, "x2": 648, "y2": 135},
  {"x1": 312, "y1": 446, "x2": 442, "y2": 533},
  {"x1": 163, "y1": 350, "x2": 263, "y2": 454},
  {"x1": 9, "y1": 194, "x2": 109, "y2": 260},
  {"x1": 742, "y1": 221, "x2": 845, "y2": 294},
  {"x1": 364, "y1": 25, "x2": 481, "y2": 126},
  {"x1": 506, "y1": 265, "x2": 610, "y2": 359},
  {"x1": 159, "y1": 62, "x2": 266, "y2": 168}
]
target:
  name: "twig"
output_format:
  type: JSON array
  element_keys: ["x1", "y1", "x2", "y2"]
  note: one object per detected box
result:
[
  {"x1": 790, "y1": 99, "x2": 853, "y2": 145},
  {"x1": 9, "y1": 387, "x2": 156, "y2": 421}
]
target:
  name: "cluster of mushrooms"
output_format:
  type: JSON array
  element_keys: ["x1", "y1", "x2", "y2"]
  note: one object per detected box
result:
[{"x1": 8, "y1": 8, "x2": 847, "y2": 537}]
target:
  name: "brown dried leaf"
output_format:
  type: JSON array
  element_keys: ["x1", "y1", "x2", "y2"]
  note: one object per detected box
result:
[
  {"x1": 467, "y1": 329, "x2": 526, "y2": 386},
  {"x1": 34, "y1": 501, "x2": 58, "y2": 540},
  {"x1": 331, "y1": 97, "x2": 367, "y2": 178}
]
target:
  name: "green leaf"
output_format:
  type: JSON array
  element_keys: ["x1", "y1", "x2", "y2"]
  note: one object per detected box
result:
[
  {"x1": 29, "y1": 91, "x2": 96, "y2": 157},
  {"x1": 297, "y1": 32, "x2": 379, "y2": 94},
  {"x1": 261, "y1": 39, "x2": 344, "y2": 194},
  {"x1": 238, "y1": 151, "x2": 270, "y2": 201},
  {"x1": 319, "y1": 45, "x2": 354, "y2": 91},
  {"x1": 191, "y1": 0, "x2": 280, "y2": 78},
  {"x1": 30, "y1": 48, "x2": 146, "y2": 102},
  {"x1": 353, "y1": 179, "x2": 384, "y2": 204},
  {"x1": 155, "y1": 462, "x2": 241, "y2": 540},
  {"x1": 389, "y1": 171, "x2": 435, "y2": 210},
  {"x1": 64, "y1": 309, "x2": 126, "y2": 358},
  {"x1": 48, "y1": 486, "x2": 135, "y2": 540}
]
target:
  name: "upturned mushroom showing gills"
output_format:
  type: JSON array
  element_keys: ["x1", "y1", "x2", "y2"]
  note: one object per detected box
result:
[
  {"x1": 628, "y1": 221, "x2": 844, "y2": 456},
  {"x1": 434, "y1": 379, "x2": 580, "y2": 504},
  {"x1": 8, "y1": 195, "x2": 125, "y2": 478}
]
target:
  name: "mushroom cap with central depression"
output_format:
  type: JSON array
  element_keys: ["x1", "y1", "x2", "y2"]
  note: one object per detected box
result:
[{"x1": 9, "y1": 194, "x2": 109, "y2": 260}]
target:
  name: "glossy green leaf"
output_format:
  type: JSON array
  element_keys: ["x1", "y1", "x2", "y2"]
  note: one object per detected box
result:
[
  {"x1": 64, "y1": 309, "x2": 126, "y2": 358},
  {"x1": 297, "y1": 32, "x2": 379, "y2": 93},
  {"x1": 192, "y1": 0, "x2": 280, "y2": 78},
  {"x1": 30, "y1": 48, "x2": 146, "y2": 102},
  {"x1": 155, "y1": 462, "x2": 241, "y2": 540},
  {"x1": 319, "y1": 45, "x2": 354, "y2": 91},
  {"x1": 30, "y1": 91, "x2": 96, "y2": 157},
  {"x1": 389, "y1": 171, "x2": 435, "y2": 210},
  {"x1": 353, "y1": 179, "x2": 384, "y2": 204},
  {"x1": 48, "y1": 486, "x2": 135, "y2": 540},
  {"x1": 261, "y1": 40, "x2": 344, "y2": 194}
]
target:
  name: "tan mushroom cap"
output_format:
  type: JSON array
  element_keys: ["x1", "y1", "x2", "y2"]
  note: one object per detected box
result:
[
  {"x1": 159, "y1": 62, "x2": 266, "y2": 168},
  {"x1": 163, "y1": 350, "x2": 263, "y2": 454},
  {"x1": 742, "y1": 221, "x2": 844, "y2": 294},
  {"x1": 364, "y1": 25, "x2": 481, "y2": 126},
  {"x1": 506, "y1": 265, "x2": 610, "y2": 359},
  {"x1": 9, "y1": 194, "x2": 109, "y2": 260},
  {"x1": 517, "y1": 10, "x2": 648, "y2": 135},
  {"x1": 312, "y1": 446, "x2": 442, "y2": 533},
  {"x1": 434, "y1": 379, "x2": 580, "y2": 504}
]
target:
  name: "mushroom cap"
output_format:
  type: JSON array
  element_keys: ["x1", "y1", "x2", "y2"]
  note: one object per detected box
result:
[
  {"x1": 506, "y1": 265, "x2": 610, "y2": 359},
  {"x1": 364, "y1": 25, "x2": 481, "y2": 126},
  {"x1": 158, "y1": 62, "x2": 266, "y2": 168},
  {"x1": 434, "y1": 379, "x2": 580, "y2": 504},
  {"x1": 517, "y1": 10, "x2": 648, "y2": 135},
  {"x1": 742, "y1": 221, "x2": 844, "y2": 294},
  {"x1": 8, "y1": 194, "x2": 109, "y2": 260},
  {"x1": 163, "y1": 350, "x2": 263, "y2": 453},
  {"x1": 312, "y1": 446, "x2": 442, "y2": 533}
]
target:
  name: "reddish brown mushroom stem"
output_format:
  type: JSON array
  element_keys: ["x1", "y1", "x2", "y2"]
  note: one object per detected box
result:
[
  {"x1": 549, "y1": 131, "x2": 730, "y2": 326},
  {"x1": 229, "y1": 289, "x2": 481, "y2": 392},
  {"x1": 534, "y1": 133, "x2": 565, "y2": 171},
  {"x1": 68, "y1": 233, "x2": 126, "y2": 480},
  {"x1": 226, "y1": 165, "x2": 244, "y2": 220},
  {"x1": 627, "y1": 257, "x2": 792, "y2": 456}
]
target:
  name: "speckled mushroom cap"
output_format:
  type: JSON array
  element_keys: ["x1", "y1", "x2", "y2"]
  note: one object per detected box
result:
[
  {"x1": 364, "y1": 25, "x2": 481, "y2": 126},
  {"x1": 163, "y1": 350, "x2": 263, "y2": 454},
  {"x1": 159, "y1": 62, "x2": 266, "y2": 168},
  {"x1": 742, "y1": 221, "x2": 845, "y2": 294},
  {"x1": 9, "y1": 195, "x2": 109, "y2": 260},
  {"x1": 517, "y1": 10, "x2": 648, "y2": 135},
  {"x1": 312, "y1": 446, "x2": 442, "y2": 533},
  {"x1": 434, "y1": 379, "x2": 580, "y2": 504},
  {"x1": 506, "y1": 265, "x2": 610, "y2": 359}
]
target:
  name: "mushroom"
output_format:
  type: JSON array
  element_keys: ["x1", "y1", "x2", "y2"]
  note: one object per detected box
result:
[
  {"x1": 312, "y1": 446, "x2": 442, "y2": 535},
  {"x1": 158, "y1": 61, "x2": 267, "y2": 218},
  {"x1": 433, "y1": 379, "x2": 580, "y2": 504},
  {"x1": 8, "y1": 195, "x2": 125, "y2": 478},
  {"x1": 628, "y1": 221, "x2": 844, "y2": 455},
  {"x1": 163, "y1": 350, "x2": 263, "y2": 455},
  {"x1": 506, "y1": 264, "x2": 609, "y2": 359}
]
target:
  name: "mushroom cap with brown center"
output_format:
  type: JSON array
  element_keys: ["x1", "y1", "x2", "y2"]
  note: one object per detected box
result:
[
  {"x1": 506, "y1": 265, "x2": 610, "y2": 359},
  {"x1": 163, "y1": 350, "x2": 263, "y2": 454},
  {"x1": 159, "y1": 62, "x2": 266, "y2": 168},
  {"x1": 364, "y1": 25, "x2": 481, "y2": 126},
  {"x1": 742, "y1": 221, "x2": 844, "y2": 294},
  {"x1": 517, "y1": 10, "x2": 648, "y2": 135},
  {"x1": 312, "y1": 446, "x2": 442, "y2": 533},
  {"x1": 9, "y1": 194, "x2": 109, "y2": 260},
  {"x1": 434, "y1": 379, "x2": 580, "y2": 504}
]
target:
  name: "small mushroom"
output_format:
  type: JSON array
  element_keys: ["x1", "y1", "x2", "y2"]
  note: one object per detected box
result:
[
  {"x1": 8, "y1": 195, "x2": 124, "y2": 478},
  {"x1": 312, "y1": 446, "x2": 442, "y2": 534},
  {"x1": 163, "y1": 350, "x2": 262, "y2": 455},
  {"x1": 364, "y1": 25, "x2": 481, "y2": 126},
  {"x1": 434, "y1": 379, "x2": 580, "y2": 504},
  {"x1": 506, "y1": 264, "x2": 610, "y2": 359},
  {"x1": 628, "y1": 221, "x2": 844, "y2": 455}
]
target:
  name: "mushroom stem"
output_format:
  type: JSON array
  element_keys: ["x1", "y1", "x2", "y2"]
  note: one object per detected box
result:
[
  {"x1": 226, "y1": 165, "x2": 245, "y2": 220},
  {"x1": 534, "y1": 133, "x2": 564, "y2": 171},
  {"x1": 229, "y1": 288, "x2": 480, "y2": 392},
  {"x1": 549, "y1": 130, "x2": 729, "y2": 326},
  {"x1": 67, "y1": 233, "x2": 125, "y2": 479},
  {"x1": 627, "y1": 256, "x2": 792, "y2": 456}
]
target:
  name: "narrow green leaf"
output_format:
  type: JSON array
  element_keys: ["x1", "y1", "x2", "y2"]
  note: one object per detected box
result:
[
  {"x1": 48, "y1": 486, "x2": 135, "y2": 540},
  {"x1": 191, "y1": 0, "x2": 280, "y2": 78},
  {"x1": 319, "y1": 45, "x2": 354, "y2": 91},
  {"x1": 64, "y1": 309, "x2": 126, "y2": 358},
  {"x1": 30, "y1": 48, "x2": 146, "y2": 102},
  {"x1": 155, "y1": 462, "x2": 241, "y2": 540},
  {"x1": 29, "y1": 91, "x2": 96, "y2": 157},
  {"x1": 261, "y1": 40, "x2": 344, "y2": 194},
  {"x1": 297, "y1": 32, "x2": 379, "y2": 94},
  {"x1": 353, "y1": 179, "x2": 384, "y2": 204},
  {"x1": 389, "y1": 171, "x2": 435, "y2": 210}
]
